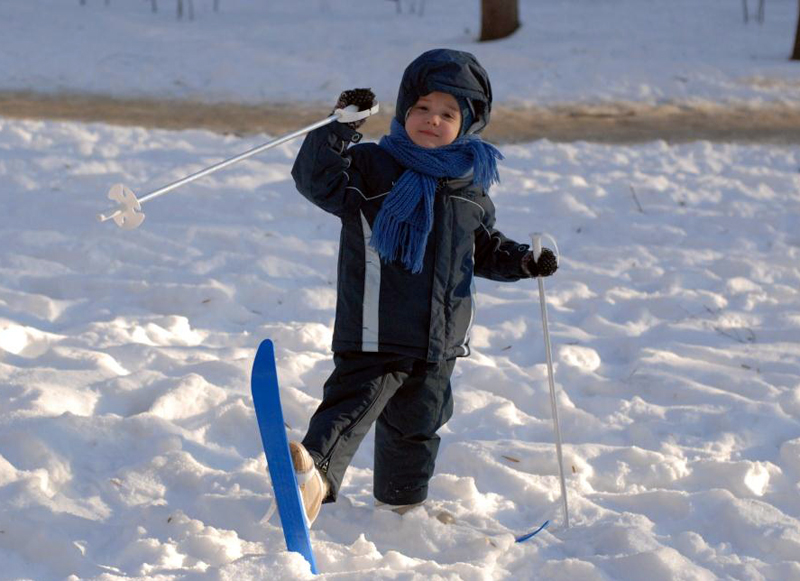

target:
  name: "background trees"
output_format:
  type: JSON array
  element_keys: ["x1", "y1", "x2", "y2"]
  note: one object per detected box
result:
[
  {"x1": 793, "y1": 1, "x2": 800, "y2": 60},
  {"x1": 480, "y1": 0, "x2": 519, "y2": 42}
]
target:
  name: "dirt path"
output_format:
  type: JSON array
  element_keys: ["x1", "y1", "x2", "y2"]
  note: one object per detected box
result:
[{"x1": 2, "y1": 91, "x2": 800, "y2": 144}]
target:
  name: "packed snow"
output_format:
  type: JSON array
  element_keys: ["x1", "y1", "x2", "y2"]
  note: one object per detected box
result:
[
  {"x1": 1, "y1": 0, "x2": 800, "y2": 108},
  {"x1": 2, "y1": 1, "x2": 800, "y2": 580},
  {"x1": 2, "y1": 118, "x2": 799, "y2": 580}
]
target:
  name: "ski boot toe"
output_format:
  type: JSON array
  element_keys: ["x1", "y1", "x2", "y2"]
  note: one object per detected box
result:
[{"x1": 289, "y1": 441, "x2": 329, "y2": 526}]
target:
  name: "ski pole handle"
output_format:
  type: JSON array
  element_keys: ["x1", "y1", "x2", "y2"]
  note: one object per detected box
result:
[
  {"x1": 530, "y1": 232, "x2": 560, "y2": 264},
  {"x1": 532, "y1": 235, "x2": 543, "y2": 262},
  {"x1": 335, "y1": 103, "x2": 380, "y2": 124}
]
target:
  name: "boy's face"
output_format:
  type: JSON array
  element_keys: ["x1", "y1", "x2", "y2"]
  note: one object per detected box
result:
[{"x1": 405, "y1": 91, "x2": 462, "y2": 148}]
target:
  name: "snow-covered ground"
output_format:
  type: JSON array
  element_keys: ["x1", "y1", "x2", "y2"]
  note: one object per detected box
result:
[
  {"x1": 2, "y1": 1, "x2": 800, "y2": 580},
  {"x1": 1, "y1": 118, "x2": 799, "y2": 580},
  {"x1": 2, "y1": 0, "x2": 800, "y2": 108}
]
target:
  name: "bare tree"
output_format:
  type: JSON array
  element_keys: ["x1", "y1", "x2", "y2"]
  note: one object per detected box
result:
[
  {"x1": 386, "y1": 0, "x2": 425, "y2": 16},
  {"x1": 742, "y1": 0, "x2": 765, "y2": 24},
  {"x1": 176, "y1": 0, "x2": 194, "y2": 20},
  {"x1": 794, "y1": 1, "x2": 800, "y2": 60},
  {"x1": 480, "y1": 0, "x2": 519, "y2": 42}
]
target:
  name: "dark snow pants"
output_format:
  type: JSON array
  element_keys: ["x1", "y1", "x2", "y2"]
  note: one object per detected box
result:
[{"x1": 302, "y1": 351, "x2": 456, "y2": 506}]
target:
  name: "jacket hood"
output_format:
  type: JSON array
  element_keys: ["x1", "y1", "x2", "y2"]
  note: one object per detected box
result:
[{"x1": 395, "y1": 49, "x2": 493, "y2": 136}]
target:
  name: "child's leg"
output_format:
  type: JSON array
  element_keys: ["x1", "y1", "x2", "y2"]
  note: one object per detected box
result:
[
  {"x1": 373, "y1": 358, "x2": 456, "y2": 506},
  {"x1": 301, "y1": 351, "x2": 415, "y2": 503}
]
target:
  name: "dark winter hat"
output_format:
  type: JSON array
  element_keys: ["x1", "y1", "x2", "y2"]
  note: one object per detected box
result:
[{"x1": 396, "y1": 48, "x2": 493, "y2": 135}]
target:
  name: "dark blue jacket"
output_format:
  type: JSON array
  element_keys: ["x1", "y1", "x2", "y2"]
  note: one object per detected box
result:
[
  {"x1": 291, "y1": 49, "x2": 530, "y2": 362},
  {"x1": 291, "y1": 121, "x2": 530, "y2": 361}
]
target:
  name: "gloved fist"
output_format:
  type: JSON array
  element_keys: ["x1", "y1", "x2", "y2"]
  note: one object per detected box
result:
[
  {"x1": 333, "y1": 88, "x2": 377, "y2": 129},
  {"x1": 521, "y1": 248, "x2": 558, "y2": 278}
]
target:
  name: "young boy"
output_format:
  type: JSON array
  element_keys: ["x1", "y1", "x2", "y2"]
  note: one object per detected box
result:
[{"x1": 289, "y1": 48, "x2": 557, "y2": 525}]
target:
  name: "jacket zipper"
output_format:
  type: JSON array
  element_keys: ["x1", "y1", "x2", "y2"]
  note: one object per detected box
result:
[{"x1": 319, "y1": 372, "x2": 391, "y2": 474}]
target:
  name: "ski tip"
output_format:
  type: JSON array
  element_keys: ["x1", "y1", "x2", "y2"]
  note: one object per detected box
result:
[
  {"x1": 255, "y1": 338, "x2": 276, "y2": 360},
  {"x1": 515, "y1": 520, "x2": 549, "y2": 543}
]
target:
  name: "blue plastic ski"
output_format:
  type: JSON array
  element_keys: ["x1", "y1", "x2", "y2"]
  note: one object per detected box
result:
[
  {"x1": 515, "y1": 520, "x2": 549, "y2": 543},
  {"x1": 251, "y1": 339, "x2": 318, "y2": 574}
]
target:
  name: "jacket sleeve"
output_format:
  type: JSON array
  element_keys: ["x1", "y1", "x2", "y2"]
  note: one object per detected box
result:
[
  {"x1": 291, "y1": 120, "x2": 367, "y2": 217},
  {"x1": 473, "y1": 192, "x2": 531, "y2": 282}
]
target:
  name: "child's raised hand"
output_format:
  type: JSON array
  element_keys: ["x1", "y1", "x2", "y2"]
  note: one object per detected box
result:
[
  {"x1": 521, "y1": 248, "x2": 558, "y2": 278},
  {"x1": 334, "y1": 89, "x2": 377, "y2": 129}
]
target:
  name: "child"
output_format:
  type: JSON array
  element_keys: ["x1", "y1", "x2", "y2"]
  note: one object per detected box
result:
[{"x1": 289, "y1": 48, "x2": 557, "y2": 525}]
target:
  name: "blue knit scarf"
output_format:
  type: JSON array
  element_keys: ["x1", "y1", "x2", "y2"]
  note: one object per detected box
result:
[{"x1": 373, "y1": 118, "x2": 504, "y2": 274}]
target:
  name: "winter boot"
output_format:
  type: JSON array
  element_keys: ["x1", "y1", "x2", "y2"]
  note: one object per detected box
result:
[{"x1": 289, "y1": 441, "x2": 329, "y2": 526}]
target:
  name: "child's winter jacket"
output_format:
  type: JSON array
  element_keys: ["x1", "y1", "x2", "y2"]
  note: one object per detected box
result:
[
  {"x1": 291, "y1": 121, "x2": 530, "y2": 362},
  {"x1": 291, "y1": 48, "x2": 531, "y2": 362}
]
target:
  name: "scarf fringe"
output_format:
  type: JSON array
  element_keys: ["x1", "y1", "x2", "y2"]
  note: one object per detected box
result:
[{"x1": 371, "y1": 212, "x2": 429, "y2": 274}]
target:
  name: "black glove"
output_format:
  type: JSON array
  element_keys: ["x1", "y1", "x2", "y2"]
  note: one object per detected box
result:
[
  {"x1": 521, "y1": 248, "x2": 558, "y2": 278},
  {"x1": 333, "y1": 88, "x2": 377, "y2": 130}
]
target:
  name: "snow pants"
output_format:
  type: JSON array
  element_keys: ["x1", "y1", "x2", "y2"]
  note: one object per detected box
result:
[{"x1": 302, "y1": 351, "x2": 456, "y2": 506}]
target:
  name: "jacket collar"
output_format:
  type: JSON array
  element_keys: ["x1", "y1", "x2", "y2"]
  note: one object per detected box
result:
[{"x1": 444, "y1": 169, "x2": 475, "y2": 190}]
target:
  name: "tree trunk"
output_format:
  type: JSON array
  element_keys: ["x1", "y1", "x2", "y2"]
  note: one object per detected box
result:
[
  {"x1": 793, "y1": 1, "x2": 800, "y2": 60},
  {"x1": 480, "y1": 0, "x2": 519, "y2": 42}
]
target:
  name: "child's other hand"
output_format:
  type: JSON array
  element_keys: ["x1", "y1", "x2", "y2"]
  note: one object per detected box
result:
[
  {"x1": 334, "y1": 89, "x2": 377, "y2": 129},
  {"x1": 521, "y1": 248, "x2": 558, "y2": 278}
]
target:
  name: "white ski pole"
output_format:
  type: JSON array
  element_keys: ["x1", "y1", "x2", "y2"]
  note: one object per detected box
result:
[
  {"x1": 96, "y1": 103, "x2": 379, "y2": 230},
  {"x1": 531, "y1": 232, "x2": 569, "y2": 529}
]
